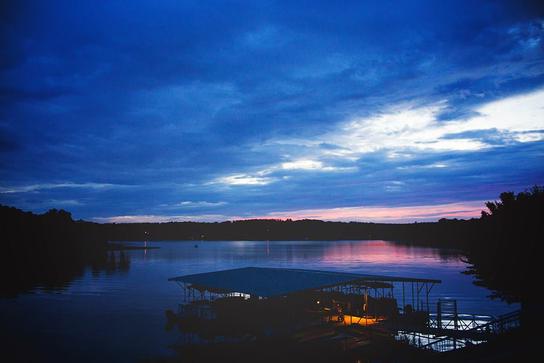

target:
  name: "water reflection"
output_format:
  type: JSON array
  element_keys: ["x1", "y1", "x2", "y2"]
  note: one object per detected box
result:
[
  {"x1": 321, "y1": 240, "x2": 463, "y2": 267},
  {"x1": 1, "y1": 240, "x2": 518, "y2": 363},
  {"x1": 3, "y1": 246, "x2": 133, "y2": 297}
]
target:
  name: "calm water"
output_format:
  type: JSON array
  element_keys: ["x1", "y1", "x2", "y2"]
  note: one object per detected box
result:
[{"x1": 1, "y1": 240, "x2": 518, "y2": 362}]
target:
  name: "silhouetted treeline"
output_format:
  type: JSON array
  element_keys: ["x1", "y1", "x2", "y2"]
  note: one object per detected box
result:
[
  {"x1": 97, "y1": 217, "x2": 480, "y2": 245},
  {"x1": 463, "y1": 186, "x2": 543, "y2": 304},
  {"x1": 2, "y1": 186, "x2": 542, "y2": 305},
  {"x1": 1, "y1": 205, "x2": 479, "y2": 246}
]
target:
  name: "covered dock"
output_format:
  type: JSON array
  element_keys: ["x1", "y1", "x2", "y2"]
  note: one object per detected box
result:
[
  {"x1": 167, "y1": 267, "x2": 444, "y2": 348},
  {"x1": 169, "y1": 267, "x2": 441, "y2": 312},
  {"x1": 167, "y1": 268, "x2": 519, "y2": 353}
]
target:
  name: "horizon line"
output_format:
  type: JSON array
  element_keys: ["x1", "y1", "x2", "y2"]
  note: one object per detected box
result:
[{"x1": 90, "y1": 200, "x2": 486, "y2": 224}]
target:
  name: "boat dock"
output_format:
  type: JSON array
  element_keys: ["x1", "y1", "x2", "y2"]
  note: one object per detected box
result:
[{"x1": 167, "y1": 267, "x2": 520, "y2": 353}]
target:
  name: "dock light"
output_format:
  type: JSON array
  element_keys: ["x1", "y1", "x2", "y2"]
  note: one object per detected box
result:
[{"x1": 316, "y1": 300, "x2": 320, "y2": 304}]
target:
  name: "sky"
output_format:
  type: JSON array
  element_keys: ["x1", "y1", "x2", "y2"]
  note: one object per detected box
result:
[{"x1": 1, "y1": 0, "x2": 544, "y2": 223}]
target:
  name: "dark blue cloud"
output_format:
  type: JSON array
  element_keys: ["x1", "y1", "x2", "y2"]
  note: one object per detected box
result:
[{"x1": 1, "y1": 0, "x2": 543, "y2": 220}]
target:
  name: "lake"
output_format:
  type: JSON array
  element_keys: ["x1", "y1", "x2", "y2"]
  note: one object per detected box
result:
[{"x1": 0, "y1": 240, "x2": 519, "y2": 362}]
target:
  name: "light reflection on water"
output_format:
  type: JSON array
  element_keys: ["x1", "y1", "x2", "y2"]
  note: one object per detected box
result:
[
  {"x1": 395, "y1": 330, "x2": 486, "y2": 352},
  {"x1": 0, "y1": 240, "x2": 519, "y2": 362}
]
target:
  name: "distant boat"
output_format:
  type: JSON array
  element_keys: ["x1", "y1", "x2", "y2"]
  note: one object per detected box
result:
[{"x1": 194, "y1": 244, "x2": 199, "y2": 248}]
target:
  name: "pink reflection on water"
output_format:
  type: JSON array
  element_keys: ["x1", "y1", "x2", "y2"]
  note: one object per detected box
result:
[{"x1": 321, "y1": 240, "x2": 465, "y2": 269}]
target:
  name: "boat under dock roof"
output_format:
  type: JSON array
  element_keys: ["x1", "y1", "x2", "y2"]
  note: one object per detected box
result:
[{"x1": 168, "y1": 267, "x2": 441, "y2": 298}]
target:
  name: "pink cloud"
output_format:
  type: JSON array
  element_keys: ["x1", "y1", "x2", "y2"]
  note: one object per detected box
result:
[
  {"x1": 263, "y1": 201, "x2": 485, "y2": 223},
  {"x1": 93, "y1": 214, "x2": 234, "y2": 223},
  {"x1": 94, "y1": 201, "x2": 485, "y2": 223}
]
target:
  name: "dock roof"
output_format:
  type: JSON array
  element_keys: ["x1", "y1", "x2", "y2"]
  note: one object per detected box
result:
[{"x1": 168, "y1": 267, "x2": 440, "y2": 298}]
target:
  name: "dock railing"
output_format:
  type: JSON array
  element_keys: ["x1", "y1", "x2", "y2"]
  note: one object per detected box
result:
[{"x1": 418, "y1": 309, "x2": 521, "y2": 352}]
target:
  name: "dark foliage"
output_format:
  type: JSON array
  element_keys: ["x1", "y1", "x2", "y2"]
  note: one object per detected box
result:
[
  {"x1": 464, "y1": 186, "x2": 543, "y2": 303},
  {"x1": 97, "y1": 217, "x2": 479, "y2": 246},
  {"x1": 0, "y1": 205, "x2": 126, "y2": 297},
  {"x1": 1, "y1": 186, "x2": 541, "y2": 306}
]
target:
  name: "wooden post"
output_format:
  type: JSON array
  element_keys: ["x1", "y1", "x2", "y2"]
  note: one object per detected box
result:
[
  {"x1": 411, "y1": 282, "x2": 415, "y2": 308},
  {"x1": 416, "y1": 282, "x2": 419, "y2": 310},
  {"x1": 425, "y1": 284, "x2": 430, "y2": 312},
  {"x1": 453, "y1": 300, "x2": 458, "y2": 331},
  {"x1": 402, "y1": 282, "x2": 405, "y2": 312},
  {"x1": 437, "y1": 300, "x2": 442, "y2": 329}
]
